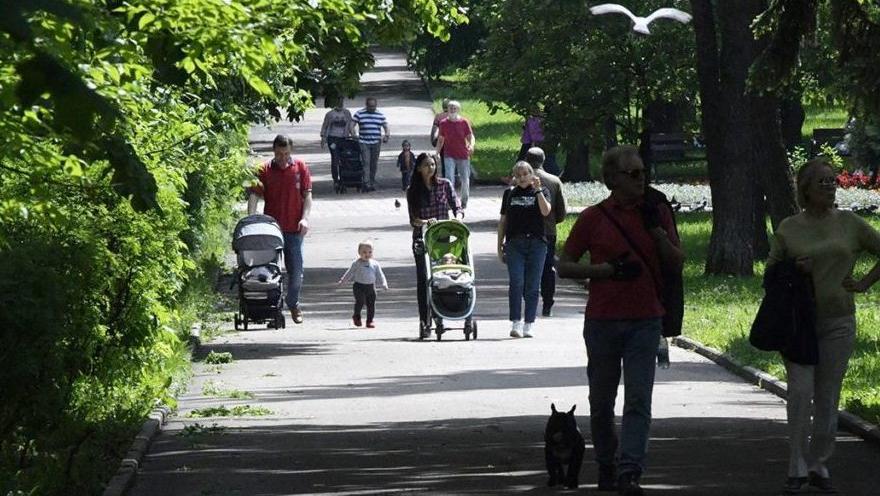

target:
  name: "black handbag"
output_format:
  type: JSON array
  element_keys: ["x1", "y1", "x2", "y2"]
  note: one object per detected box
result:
[
  {"x1": 749, "y1": 259, "x2": 818, "y2": 364},
  {"x1": 597, "y1": 203, "x2": 684, "y2": 337}
]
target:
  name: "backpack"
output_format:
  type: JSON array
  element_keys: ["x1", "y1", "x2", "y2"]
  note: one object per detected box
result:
[
  {"x1": 647, "y1": 188, "x2": 684, "y2": 337},
  {"x1": 598, "y1": 188, "x2": 684, "y2": 337}
]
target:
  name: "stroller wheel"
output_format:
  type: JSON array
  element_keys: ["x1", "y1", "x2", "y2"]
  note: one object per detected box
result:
[
  {"x1": 234, "y1": 313, "x2": 241, "y2": 331},
  {"x1": 472, "y1": 321, "x2": 478, "y2": 340},
  {"x1": 243, "y1": 317, "x2": 248, "y2": 331}
]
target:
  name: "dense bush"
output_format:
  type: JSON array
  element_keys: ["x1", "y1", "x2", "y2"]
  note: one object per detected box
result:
[
  {"x1": 0, "y1": 119, "x2": 250, "y2": 493},
  {"x1": 0, "y1": 1, "x2": 463, "y2": 493}
]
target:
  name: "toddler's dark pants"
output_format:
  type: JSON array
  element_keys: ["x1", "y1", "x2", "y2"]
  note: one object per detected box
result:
[{"x1": 353, "y1": 282, "x2": 376, "y2": 322}]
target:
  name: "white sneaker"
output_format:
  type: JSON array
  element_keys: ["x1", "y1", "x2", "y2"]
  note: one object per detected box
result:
[
  {"x1": 509, "y1": 320, "x2": 523, "y2": 338},
  {"x1": 523, "y1": 322, "x2": 534, "y2": 338}
]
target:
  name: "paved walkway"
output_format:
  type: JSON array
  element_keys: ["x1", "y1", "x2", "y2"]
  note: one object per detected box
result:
[{"x1": 129, "y1": 50, "x2": 880, "y2": 495}]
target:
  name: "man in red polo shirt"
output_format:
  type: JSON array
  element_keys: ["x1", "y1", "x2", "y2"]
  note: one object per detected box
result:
[
  {"x1": 249, "y1": 134, "x2": 313, "y2": 324},
  {"x1": 557, "y1": 145, "x2": 683, "y2": 496}
]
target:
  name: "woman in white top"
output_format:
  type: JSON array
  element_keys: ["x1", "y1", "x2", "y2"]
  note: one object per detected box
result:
[{"x1": 320, "y1": 97, "x2": 353, "y2": 184}]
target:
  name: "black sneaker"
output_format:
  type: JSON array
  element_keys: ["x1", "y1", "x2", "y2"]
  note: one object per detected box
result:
[
  {"x1": 808, "y1": 472, "x2": 836, "y2": 493},
  {"x1": 783, "y1": 477, "x2": 808, "y2": 494},
  {"x1": 618, "y1": 472, "x2": 643, "y2": 496},
  {"x1": 542, "y1": 305, "x2": 553, "y2": 317},
  {"x1": 419, "y1": 322, "x2": 430, "y2": 339},
  {"x1": 598, "y1": 464, "x2": 617, "y2": 491}
]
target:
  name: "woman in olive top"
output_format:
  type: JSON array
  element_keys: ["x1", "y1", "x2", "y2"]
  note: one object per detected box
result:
[{"x1": 769, "y1": 158, "x2": 880, "y2": 494}]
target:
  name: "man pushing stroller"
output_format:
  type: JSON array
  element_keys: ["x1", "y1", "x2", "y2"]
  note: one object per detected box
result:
[{"x1": 248, "y1": 134, "x2": 313, "y2": 325}]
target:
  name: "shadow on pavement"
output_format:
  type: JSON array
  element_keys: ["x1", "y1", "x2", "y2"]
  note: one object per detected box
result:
[
  {"x1": 193, "y1": 342, "x2": 337, "y2": 362},
  {"x1": 130, "y1": 415, "x2": 880, "y2": 495}
]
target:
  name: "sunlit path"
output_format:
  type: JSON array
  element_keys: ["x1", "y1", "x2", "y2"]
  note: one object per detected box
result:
[{"x1": 128, "y1": 49, "x2": 880, "y2": 496}]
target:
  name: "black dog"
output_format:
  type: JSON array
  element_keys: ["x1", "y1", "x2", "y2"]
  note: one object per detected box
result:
[{"x1": 544, "y1": 403, "x2": 585, "y2": 489}]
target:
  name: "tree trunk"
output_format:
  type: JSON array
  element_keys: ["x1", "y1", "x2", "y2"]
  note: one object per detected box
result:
[
  {"x1": 693, "y1": 0, "x2": 758, "y2": 275},
  {"x1": 644, "y1": 100, "x2": 682, "y2": 133},
  {"x1": 780, "y1": 97, "x2": 806, "y2": 150},
  {"x1": 562, "y1": 138, "x2": 592, "y2": 182},
  {"x1": 750, "y1": 94, "x2": 799, "y2": 229},
  {"x1": 604, "y1": 116, "x2": 618, "y2": 149},
  {"x1": 753, "y1": 186, "x2": 770, "y2": 259},
  {"x1": 691, "y1": 0, "x2": 723, "y2": 179}
]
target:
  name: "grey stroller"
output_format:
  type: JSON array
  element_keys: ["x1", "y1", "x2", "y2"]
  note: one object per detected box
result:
[{"x1": 232, "y1": 214, "x2": 285, "y2": 330}]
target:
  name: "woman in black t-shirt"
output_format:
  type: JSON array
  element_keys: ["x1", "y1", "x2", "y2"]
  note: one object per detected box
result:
[{"x1": 497, "y1": 161, "x2": 552, "y2": 338}]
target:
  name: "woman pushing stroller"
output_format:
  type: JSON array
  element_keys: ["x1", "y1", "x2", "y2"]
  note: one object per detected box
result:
[{"x1": 406, "y1": 152, "x2": 463, "y2": 339}]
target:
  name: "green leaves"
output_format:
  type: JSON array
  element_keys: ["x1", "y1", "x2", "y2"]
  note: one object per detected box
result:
[
  {"x1": 104, "y1": 136, "x2": 160, "y2": 212},
  {"x1": 470, "y1": 0, "x2": 697, "y2": 145},
  {"x1": 1, "y1": 0, "x2": 467, "y2": 491},
  {"x1": 138, "y1": 11, "x2": 157, "y2": 30}
]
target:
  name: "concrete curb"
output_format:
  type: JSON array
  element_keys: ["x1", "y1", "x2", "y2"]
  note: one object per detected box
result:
[
  {"x1": 103, "y1": 323, "x2": 200, "y2": 496},
  {"x1": 102, "y1": 405, "x2": 171, "y2": 496},
  {"x1": 672, "y1": 335, "x2": 880, "y2": 446}
]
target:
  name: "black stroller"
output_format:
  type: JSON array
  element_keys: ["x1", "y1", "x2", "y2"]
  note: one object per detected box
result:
[
  {"x1": 231, "y1": 214, "x2": 286, "y2": 330},
  {"x1": 332, "y1": 138, "x2": 367, "y2": 193}
]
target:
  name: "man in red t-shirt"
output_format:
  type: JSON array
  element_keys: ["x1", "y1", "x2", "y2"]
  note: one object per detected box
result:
[
  {"x1": 435, "y1": 100, "x2": 475, "y2": 210},
  {"x1": 430, "y1": 98, "x2": 450, "y2": 148},
  {"x1": 557, "y1": 146, "x2": 683, "y2": 494},
  {"x1": 248, "y1": 134, "x2": 313, "y2": 324}
]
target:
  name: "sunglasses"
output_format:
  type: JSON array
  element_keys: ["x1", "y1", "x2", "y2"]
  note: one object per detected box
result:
[{"x1": 617, "y1": 168, "x2": 645, "y2": 179}]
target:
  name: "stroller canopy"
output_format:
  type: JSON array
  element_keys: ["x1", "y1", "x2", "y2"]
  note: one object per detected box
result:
[
  {"x1": 424, "y1": 220, "x2": 470, "y2": 262},
  {"x1": 233, "y1": 214, "x2": 284, "y2": 253}
]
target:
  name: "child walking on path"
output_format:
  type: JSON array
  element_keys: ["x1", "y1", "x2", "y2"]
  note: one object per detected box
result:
[
  {"x1": 397, "y1": 140, "x2": 416, "y2": 190},
  {"x1": 338, "y1": 240, "x2": 389, "y2": 328}
]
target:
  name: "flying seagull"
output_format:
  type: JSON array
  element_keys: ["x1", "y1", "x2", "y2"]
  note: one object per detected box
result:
[{"x1": 589, "y1": 4, "x2": 692, "y2": 35}]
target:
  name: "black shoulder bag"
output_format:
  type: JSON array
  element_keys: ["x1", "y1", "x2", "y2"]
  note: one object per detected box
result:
[{"x1": 597, "y1": 204, "x2": 684, "y2": 337}]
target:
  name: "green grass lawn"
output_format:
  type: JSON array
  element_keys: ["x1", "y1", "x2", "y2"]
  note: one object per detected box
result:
[
  {"x1": 803, "y1": 105, "x2": 849, "y2": 142},
  {"x1": 431, "y1": 76, "x2": 851, "y2": 183},
  {"x1": 556, "y1": 212, "x2": 880, "y2": 425},
  {"x1": 430, "y1": 79, "x2": 524, "y2": 182}
]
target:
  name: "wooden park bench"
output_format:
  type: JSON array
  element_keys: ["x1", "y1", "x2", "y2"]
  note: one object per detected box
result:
[
  {"x1": 649, "y1": 132, "x2": 688, "y2": 162},
  {"x1": 811, "y1": 128, "x2": 849, "y2": 157}
]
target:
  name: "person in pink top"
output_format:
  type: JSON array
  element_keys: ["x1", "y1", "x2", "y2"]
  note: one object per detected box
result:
[
  {"x1": 435, "y1": 100, "x2": 475, "y2": 210},
  {"x1": 518, "y1": 113, "x2": 545, "y2": 161}
]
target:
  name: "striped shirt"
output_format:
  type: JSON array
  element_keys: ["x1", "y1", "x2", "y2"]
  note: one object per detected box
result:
[{"x1": 353, "y1": 109, "x2": 387, "y2": 144}]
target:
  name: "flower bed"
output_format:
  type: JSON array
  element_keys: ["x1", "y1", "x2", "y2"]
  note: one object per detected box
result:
[
  {"x1": 837, "y1": 170, "x2": 880, "y2": 190},
  {"x1": 563, "y1": 181, "x2": 880, "y2": 211}
]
